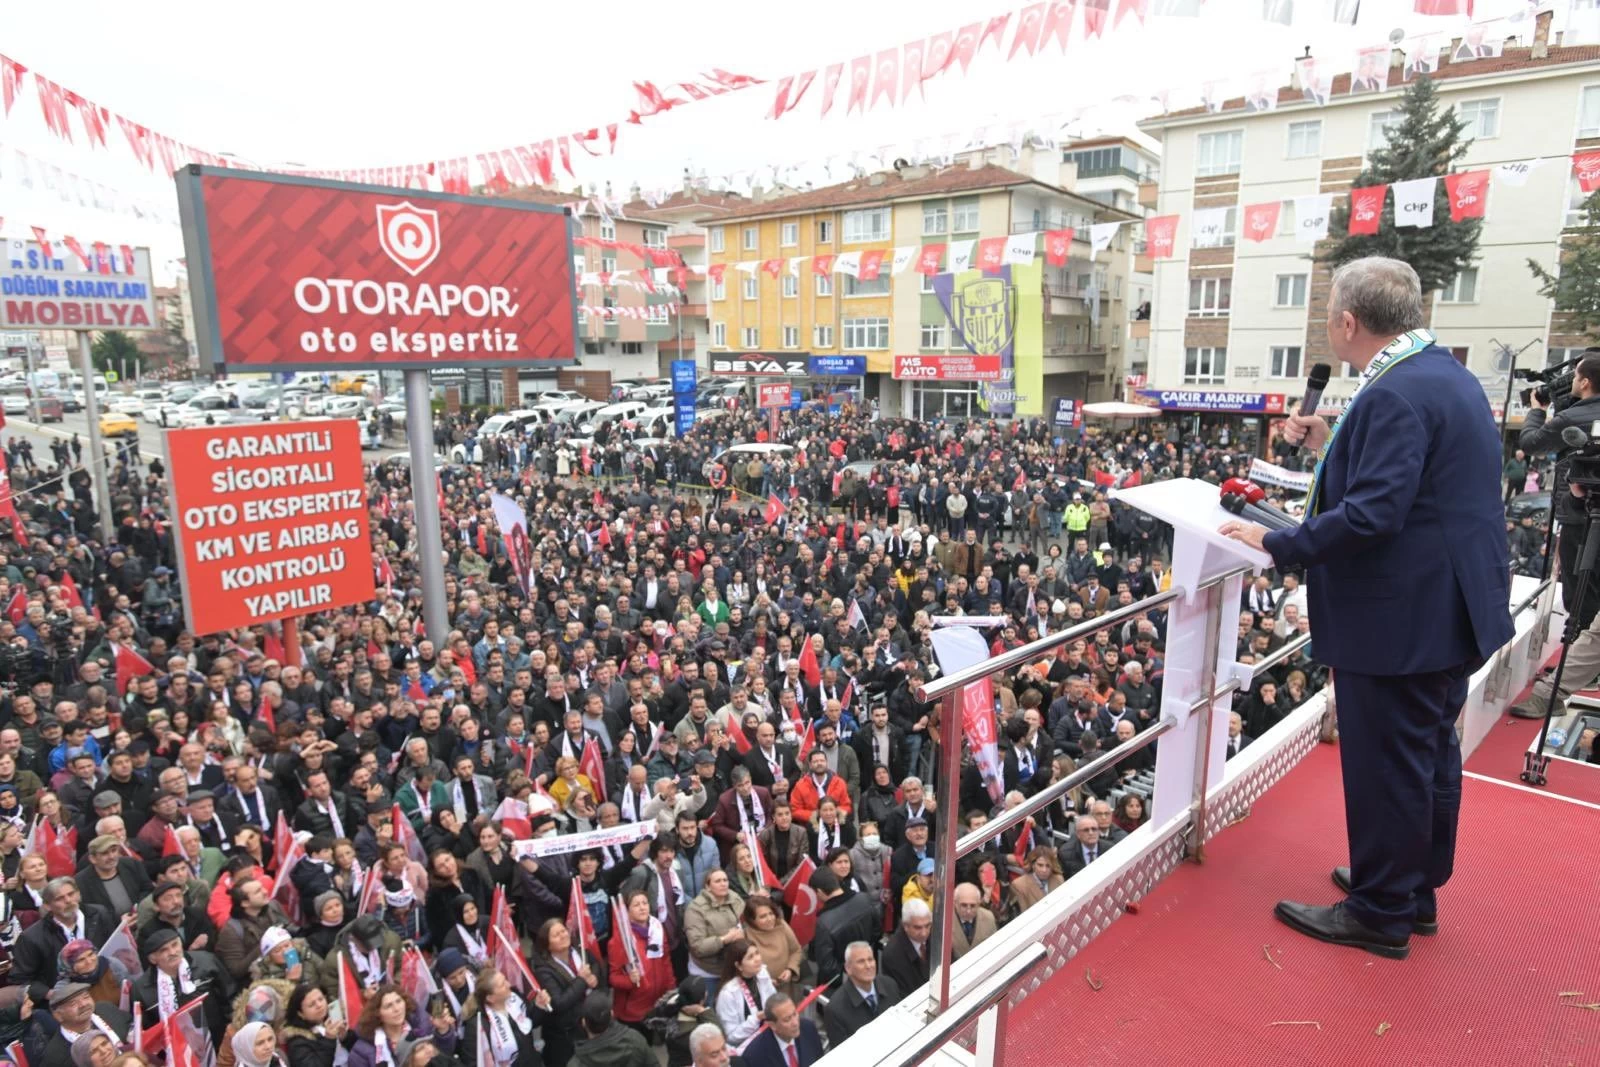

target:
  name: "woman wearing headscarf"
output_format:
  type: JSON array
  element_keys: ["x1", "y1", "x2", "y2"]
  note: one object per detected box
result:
[
  {"x1": 604, "y1": 889, "x2": 675, "y2": 1037},
  {"x1": 303, "y1": 891, "x2": 345, "y2": 961},
  {"x1": 461, "y1": 966, "x2": 552, "y2": 1067},
  {"x1": 229, "y1": 1021, "x2": 286, "y2": 1067},
  {"x1": 58, "y1": 938, "x2": 120, "y2": 1005},
  {"x1": 438, "y1": 894, "x2": 490, "y2": 971},
  {"x1": 67, "y1": 1033, "x2": 116, "y2": 1067},
  {"x1": 215, "y1": 979, "x2": 293, "y2": 1067},
  {"x1": 280, "y1": 982, "x2": 348, "y2": 1067},
  {"x1": 530, "y1": 919, "x2": 606, "y2": 1067}
]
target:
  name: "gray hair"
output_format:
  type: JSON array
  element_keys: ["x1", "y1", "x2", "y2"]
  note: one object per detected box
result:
[
  {"x1": 902, "y1": 899, "x2": 933, "y2": 921},
  {"x1": 687, "y1": 1023, "x2": 724, "y2": 1058},
  {"x1": 43, "y1": 876, "x2": 78, "y2": 904},
  {"x1": 1329, "y1": 256, "x2": 1424, "y2": 336},
  {"x1": 762, "y1": 993, "x2": 796, "y2": 1023},
  {"x1": 844, "y1": 940, "x2": 876, "y2": 965}
]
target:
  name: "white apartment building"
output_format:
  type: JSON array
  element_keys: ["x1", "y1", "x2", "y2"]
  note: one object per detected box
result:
[{"x1": 1137, "y1": 8, "x2": 1598, "y2": 446}]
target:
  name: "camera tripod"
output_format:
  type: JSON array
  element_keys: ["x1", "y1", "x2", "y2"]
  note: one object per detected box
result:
[{"x1": 1521, "y1": 491, "x2": 1600, "y2": 786}]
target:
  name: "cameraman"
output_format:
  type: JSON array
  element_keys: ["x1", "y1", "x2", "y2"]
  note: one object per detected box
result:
[{"x1": 1518, "y1": 350, "x2": 1600, "y2": 629}]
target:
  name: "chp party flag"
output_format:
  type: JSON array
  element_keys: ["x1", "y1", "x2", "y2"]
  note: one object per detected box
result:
[
  {"x1": 491, "y1": 885, "x2": 544, "y2": 995},
  {"x1": 1347, "y1": 185, "x2": 1387, "y2": 235},
  {"x1": 398, "y1": 945, "x2": 439, "y2": 1016},
  {"x1": 1392, "y1": 177, "x2": 1438, "y2": 228},
  {"x1": 338, "y1": 950, "x2": 365, "y2": 1024},
  {"x1": 1044, "y1": 229, "x2": 1073, "y2": 266},
  {"x1": 1445, "y1": 170, "x2": 1489, "y2": 221},
  {"x1": 392, "y1": 803, "x2": 426, "y2": 865},
  {"x1": 1144, "y1": 215, "x2": 1179, "y2": 258},
  {"x1": 1241, "y1": 201, "x2": 1281, "y2": 243}
]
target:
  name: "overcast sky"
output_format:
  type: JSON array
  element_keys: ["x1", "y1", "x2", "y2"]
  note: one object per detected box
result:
[{"x1": 1, "y1": 0, "x2": 1544, "y2": 280}]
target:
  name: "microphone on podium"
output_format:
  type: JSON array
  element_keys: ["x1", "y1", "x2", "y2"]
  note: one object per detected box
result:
[
  {"x1": 1284, "y1": 363, "x2": 1332, "y2": 456},
  {"x1": 1220, "y1": 492, "x2": 1297, "y2": 531},
  {"x1": 1221, "y1": 478, "x2": 1298, "y2": 528}
]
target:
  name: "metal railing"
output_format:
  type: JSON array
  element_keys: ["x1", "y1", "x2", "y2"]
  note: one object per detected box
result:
[
  {"x1": 916, "y1": 564, "x2": 1254, "y2": 1018},
  {"x1": 1249, "y1": 632, "x2": 1311, "y2": 679},
  {"x1": 855, "y1": 942, "x2": 1048, "y2": 1067}
]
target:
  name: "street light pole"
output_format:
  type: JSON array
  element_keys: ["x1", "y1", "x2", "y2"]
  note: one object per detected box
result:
[{"x1": 1491, "y1": 337, "x2": 1544, "y2": 444}]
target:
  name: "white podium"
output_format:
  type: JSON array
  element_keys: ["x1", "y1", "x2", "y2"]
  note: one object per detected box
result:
[{"x1": 1110, "y1": 478, "x2": 1271, "y2": 830}]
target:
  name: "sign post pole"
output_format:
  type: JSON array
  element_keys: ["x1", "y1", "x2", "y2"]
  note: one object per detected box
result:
[
  {"x1": 280, "y1": 616, "x2": 299, "y2": 668},
  {"x1": 76, "y1": 332, "x2": 114, "y2": 529},
  {"x1": 21, "y1": 341, "x2": 39, "y2": 425},
  {"x1": 405, "y1": 370, "x2": 449, "y2": 643}
]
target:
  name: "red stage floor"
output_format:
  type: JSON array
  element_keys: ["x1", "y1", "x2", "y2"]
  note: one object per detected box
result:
[
  {"x1": 1005, "y1": 744, "x2": 1600, "y2": 1067},
  {"x1": 1465, "y1": 697, "x2": 1600, "y2": 806}
]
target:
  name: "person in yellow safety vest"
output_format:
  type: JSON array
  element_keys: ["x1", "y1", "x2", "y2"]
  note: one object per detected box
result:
[{"x1": 1063, "y1": 495, "x2": 1090, "y2": 539}]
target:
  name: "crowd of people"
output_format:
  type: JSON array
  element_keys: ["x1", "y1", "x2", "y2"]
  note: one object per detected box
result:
[{"x1": 0, "y1": 398, "x2": 1330, "y2": 1067}]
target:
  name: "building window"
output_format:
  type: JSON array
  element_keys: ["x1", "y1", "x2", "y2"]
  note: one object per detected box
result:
[
  {"x1": 920, "y1": 271, "x2": 935, "y2": 294},
  {"x1": 1456, "y1": 98, "x2": 1499, "y2": 139},
  {"x1": 1270, "y1": 345, "x2": 1303, "y2": 378},
  {"x1": 712, "y1": 322, "x2": 727, "y2": 347},
  {"x1": 710, "y1": 227, "x2": 725, "y2": 252},
  {"x1": 1449, "y1": 346, "x2": 1470, "y2": 365},
  {"x1": 621, "y1": 342, "x2": 643, "y2": 355},
  {"x1": 1274, "y1": 273, "x2": 1308, "y2": 308},
  {"x1": 741, "y1": 326, "x2": 759, "y2": 347},
  {"x1": 1285, "y1": 120, "x2": 1322, "y2": 159},
  {"x1": 952, "y1": 198, "x2": 981, "y2": 232},
  {"x1": 817, "y1": 219, "x2": 833, "y2": 243},
  {"x1": 816, "y1": 273, "x2": 833, "y2": 296},
  {"x1": 814, "y1": 325, "x2": 834, "y2": 348},
  {"x1": 920, "y1": 323, "x2": 947, "y2": 349},
  {"x1": 584, "y1": 342, "x2": 604, "y2": 355},
  {"x1": 743, "y1": 226, "x2": 758, "y2": 250},
  {"x1": 1368, "y1": 109, "x2": 1401, "y2": 152},
  {"x1": 780, "y1": 222, "x2": 799, "y2": 247},
  {"x1": 643, "y1": 229, "x2": 666, "y2": 248},
  {"x1": 710, "y1": 278, "x2": 726, "y2": 301},
  {"x1": 600, "y1": 220, "x2": 616, "y2": 241},
  {"x1": 1581, "y1": 85, "x2": 1600, "y2": 138},
  {"x1": 842, "y1": 208, "x2": 890, "y2": 243},
  {"x1": 742, "y1": 276, "x2": 758, "y2": 300},
  {"x1": 782, "y1": 326, "x2": 799, "y2": 348},
  {"x1": 1567, "y1": 175, "x2": 1594, "y2": 228},
  {"x1": 601, "y1": 256, "x2": 616, "y2": 274},
  {"x1": 782, "y1": 274, "x2": 798, "y2": 297},
  {"x1": 1439, "y1": 266, "x2": 1478, "y2": 303},
  {"x1": 1195, "y1": 130, "x2": 1242, "y2": 177},
  {"x1": 1188, "y1": 276, "x2": 1232, "y2": 316},
  {"x1": 923, "y1": 202, "x2": 948, "y2": 235},
  {"x1": 842, "y1": 317, "x2": 890, "y2": 349},
  {"x1": 1184, "y1": 346, "x2": 1227, "y2": 384},
  {"x1": 844, "y1": 275, "x2": 890, "y2": 297}
]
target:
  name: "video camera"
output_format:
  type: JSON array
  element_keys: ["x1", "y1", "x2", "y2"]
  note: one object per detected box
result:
[
  {"x1": 1519, "y1": 356, "x2": 1581, "y2": 413},
  {"x1": 1558, "y1": 424, "x2": 1600, "y2": 490}
]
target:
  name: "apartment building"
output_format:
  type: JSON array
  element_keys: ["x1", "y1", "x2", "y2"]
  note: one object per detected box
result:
[
  {"x1": 701, "y1": 157, "x2": 1138, "y2": 421},
  {"x1": 1137, "y1": 8, "x2": 1598, "y2": 447},
  {"x1": 630, "y1": 189, "x2": 745, "y2": 374}
]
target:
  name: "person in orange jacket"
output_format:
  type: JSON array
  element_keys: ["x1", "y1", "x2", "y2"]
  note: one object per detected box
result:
[{"x1": 787, "y1": 748, "x2": 851, "y2": 825}]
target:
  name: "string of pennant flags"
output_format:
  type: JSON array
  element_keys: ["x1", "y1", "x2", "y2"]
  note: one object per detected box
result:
[{"x1": 0, "y1": 1, "x2": 1522, "y2": 205}]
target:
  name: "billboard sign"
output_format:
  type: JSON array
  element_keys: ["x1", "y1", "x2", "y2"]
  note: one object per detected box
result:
[
  {"x1": 670, "y1": 359, "x2": 698, "y2": 394},
  {"x1": 1053, "y1": 398, "x2": 1080, "y2": 426},
  {"x1": 673, "y1": 393, "x2": 697, "y2": 436},
  {"x1": 892, "y1": 354, "x2": 1005, "y2": 381},
  {"x1": 1136, "y1": 389, "x2": 1287, "y2": 414},
  {"x1": 757, "y1": 383, "x2": 793, "y2": 409},
  {"x1": 809, "y1": 355, "x2": 866, "y2": 376},
  {"x1": 166, "y1": 419, "x2": 375, "y2": 634},
  {"x1": 175, "y1": 167, "x2": 578, "y2": 371},
  {"x1": 710, "y1": 356, "x2": 808, "y2": 376},
  {"x1": 2, "y1": 242, "x2": 157, "y2": 331}
]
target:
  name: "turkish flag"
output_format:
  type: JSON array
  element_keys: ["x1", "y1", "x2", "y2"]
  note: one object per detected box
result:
[
  {"x1": 726, "y1": 715, "x2": 752, "y2": 755},
  {"x1": 819, "y1": 63, "x2": 845, "y2": 118},
  {"x1": 782, "y1": 857, "x2": 820, "y2": 944},
  {"x1": 1574, "y1": 152, "x2": 1600, "y2": 193},
  {"x1": 797, "y1": 636, "x2": 822, "y2": 687},
  {"x1": 901, "y1": 41, "x2": 925, "y2": 102},
  {"x1": 1414, "y1": 0, "x2": 1472, "y2": 13},
  {"x1": 580, "y1": 738, "x2": 608, "y2": 803},
  {"x1": 114, "y1": 643, "x2": 154, "y2": 694},
  {"x1": 1044, "y1": 228, "x2": 1074, "y2": 265},
  {"x1": 846, "y1": 56, "x2": 872, "y2": 114},
  {"x1": 796, "y1": 719, "x2": 816, "y2": 764},
  {"x1": 916, "y1": 244, "x2": 945, "y2": 275},
  {"x1": 5, "y1": 587, "x2": 26, "y2": 626},
  {"x1": 1084, "y1": 0, "x2": 1112, "y2": 35},
  {"x1": 1241, "y1": 201, "x2": 1281, "y2": 243},
  {"x1": 977, "y1": 237, "x2": 1006, "y2": 273},
  {"x1": 980, "y1": 13, "x2": 1014, "y2": 55},
  {"x1": 1040, "y1": 1, "x2": 1073, "y2": 51},
  {"x1": 568, "y1": 876, "x2": 602, "y2": 959},
  {"x1": 1445, "y1": 170, "x2": 1489, "y2": 221},
  {"x1": 1116, "y1": 0, "x2": 1148, "y2": 24},
  {"x1": 858, "y1": 248, "x2": 887, "y2": 280},
  {"x1": 1144, "y1": 215, "x2": 1179, "y2": 258},
  {"x1": 950, "y1": 22, "x2": 982, "y2": 73},
  {"x1": 1347, "y1": 185, "x2": 1387, "y2": 235},
  {"x1": 1009, "y1": 4, "x2": 1045, "y2": 59},
  {"x1": 870, "y1": 49, "x2": 899, "y2": 109},
  {"x1": 58, "y1": 572, "x2": 83, "y2": 609},
  {"x1": 338, "y1": 952, "x2": 366, "y2": 1024},
  {"x1": 764, "y1": 493, "x2": 787, "y2": 524},
  {"x1": 768, "y1": 72, "x2": 816, "y2": 120},
  {"x1": 923, "y1": 31, "x2": 955, "y2": 80},
  {"x1": 163, "y1": 824, "x2": 183, "y2": 858},
  {"x1": 30, "y1": 226, "x2": 52, "y2": 264}
]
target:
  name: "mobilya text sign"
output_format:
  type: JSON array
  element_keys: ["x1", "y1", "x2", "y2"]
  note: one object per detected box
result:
[
  {"x1": 2, "y1": 242, "x2": 157, "y2": 330},
  {"x1": 1137, "y1": 389, "x2": 1286, "y2": 414},
  {"x1": 175, "y1": 167, "x2": 578, "y2": 371},
  {"x1": 167, "y1": 419, "x2": 375, "y2": 634}
]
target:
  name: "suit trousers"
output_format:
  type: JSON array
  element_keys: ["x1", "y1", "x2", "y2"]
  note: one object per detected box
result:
[{"x1": 1333, "y1": 660, "x2": 1478, "y2": 939}]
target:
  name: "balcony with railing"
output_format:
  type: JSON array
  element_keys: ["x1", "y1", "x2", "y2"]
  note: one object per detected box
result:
[
  {"x1": 1045, "y1": 342, "x2": 1107, "y2": 357},
  {"x1": 1012, "y1": 219, "x2": 1085, "y2": 236},
  {"x1": 667, "y1": 231, "x2": 704, "y2": 249}
]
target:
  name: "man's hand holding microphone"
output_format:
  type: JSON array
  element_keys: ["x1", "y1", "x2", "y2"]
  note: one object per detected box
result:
[{"x1": 1220, "y1": 364, "x2": 1329, "y2": 550}]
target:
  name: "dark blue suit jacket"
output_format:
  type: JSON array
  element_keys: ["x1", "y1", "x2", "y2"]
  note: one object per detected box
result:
[
  {"x1": 740, "y1": 1019, "x2": 825, "y2": 1067},
  {"x1": 1263, "y1": 345, "x2": 1512, "y2": 675}
]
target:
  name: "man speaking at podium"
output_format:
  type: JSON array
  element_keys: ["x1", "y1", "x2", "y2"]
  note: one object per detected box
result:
[{"x1": 1220, "y1": 257, "x2": 1512, "y2": 960}]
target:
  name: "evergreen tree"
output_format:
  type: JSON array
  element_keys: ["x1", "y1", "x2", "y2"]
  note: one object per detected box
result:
[
  {"x1": 90, "y1": 330, "x2": 142, "y2": 382},
  {"x1": 1528, "y1": 188, "x2": 1600, "y2": 343},
  {"x1": 1322, "y1": 76, "x2": 1482, "y2": 294}
]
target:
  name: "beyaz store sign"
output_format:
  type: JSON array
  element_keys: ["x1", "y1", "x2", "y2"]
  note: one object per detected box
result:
[
  {"x1": 175, "y1": 166, "x2": 578, "y2": 371},
  {"x1": 166, "y1": 419, "x2": 375, "y2": 634},
  {"x1": 1137, "y1": 389, "x2": 1286, "y2": 414},
  {"x1": 710, "y1": 356, "x2": 809, "y2": 376},
  {"x1": 892, "y1": 354, "x2": 1005, "y2": 381},
  {"x1": 2, "y1": 242, "x2": 157, "y2": 330}
]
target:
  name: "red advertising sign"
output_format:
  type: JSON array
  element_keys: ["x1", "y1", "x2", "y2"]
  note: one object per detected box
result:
[
  {"x1": 757, "y1": 383, "x2": 793, "y2": 409},
  {"x1": 175, "y1": 167, "x2": 578, "y2": 371},
  {"x1": 892, "y1": 354, "x2": 1005, "y2": 381},
  {"x1": 166, "y1": 419, "x2": 375, "y2": 634}
]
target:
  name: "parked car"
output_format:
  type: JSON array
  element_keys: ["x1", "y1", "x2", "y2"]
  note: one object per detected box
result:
[
  {"x1": 107, "y1": 394, "x2": 147, "y2": 416},
  {"x1": 99, "y1": 411, "x2": 139, "y2": 437},
  {"x1": 174, "y1": 394, "x2": 234, "y2": 427},
  {"x1": 1507, "y1": 491, "x2": 1551, "y2": 522},
  {"x1": 323, "y1": 395, "x2": 373, "y2": 419},
  {"x1": 1, "y1": 394, "x2": 27, "y2": 416},
  {"x1": 45, "y1": 388, "x2": 82, "y2": 413},
  {"x1": 35, "y1": 396, "x2": 64, "y2": 422}
]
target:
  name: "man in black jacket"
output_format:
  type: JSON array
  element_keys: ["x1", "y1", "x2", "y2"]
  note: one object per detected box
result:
[
  {"x1": 822, "y1": 940, "x2": 902, "y2": 1047},
  {"x1": 878, "y1": 898, "x2": 931, "y2": 998},
  {"x1": 76, "y1": 834, "x2": 152, "y2": 920},
  {"x1": 9, "y1": 877, "x2": 116, "y2": 987},
  {"x1": 39, "y1": 982, "x2": 130, "y2": 1067},
  {"x1": 1519, "y1": 352, "x2": 1600, "y2": 628},
  {"x1": 131, "y1": 927, "x2": 231, "y2": 1045},
  {"x1": 807, "y1": 869, "x2": 879, "y2": 987}
]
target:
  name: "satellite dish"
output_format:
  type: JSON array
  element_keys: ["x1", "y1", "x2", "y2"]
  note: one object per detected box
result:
[{"x1": 1388, "y1": 27, "x2": 1405, "y2": 44}]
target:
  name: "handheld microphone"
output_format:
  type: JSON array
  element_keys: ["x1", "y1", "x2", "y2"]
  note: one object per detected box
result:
[
  {"x1": 1222, "y1": 478, "x2": 1298, "y2": 527},
  {"x1": 1285, "y1": 363, "x2": 1332, "y2": 456},
  {"x1": 1221, "y1": 493, "x2": 1297, "y2": 532}
]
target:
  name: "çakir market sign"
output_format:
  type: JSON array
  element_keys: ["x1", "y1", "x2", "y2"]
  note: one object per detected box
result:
[
  {"x1": 2, "y1": 242, "x2": 157, "y2": 330},
  {"x1": 175, "y1": 167, "x2": 579, "y2": 371},
  {"x1": 1136, "y1": 389, "x2": 1287, "y2": 414},
  {"x1": 166, "y1": 419, "x2": 375, "y2": 634}
]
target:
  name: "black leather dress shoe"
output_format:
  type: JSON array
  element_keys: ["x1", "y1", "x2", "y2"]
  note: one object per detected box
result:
[
  {"x1": 1331, "y1": 866, "x2": 1439, "y2": 935},
  {"x1": 1273, "y1": 900, "x2": 1411, "y2": 959}
]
